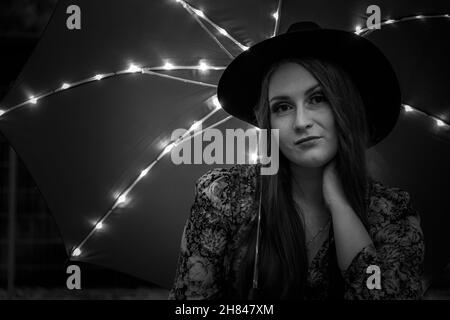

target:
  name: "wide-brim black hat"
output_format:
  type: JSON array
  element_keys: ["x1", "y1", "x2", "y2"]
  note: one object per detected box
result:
[{"x1": 217, "y1": 21, "x2": 401, "y2": 148}]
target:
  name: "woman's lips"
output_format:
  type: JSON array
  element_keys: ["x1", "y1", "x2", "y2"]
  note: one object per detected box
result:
[{"x1": 295, "y1": 136, "x2": 321, "y2": 145}]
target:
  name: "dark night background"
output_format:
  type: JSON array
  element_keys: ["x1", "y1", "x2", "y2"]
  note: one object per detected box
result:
[{"x1": 0, "y1": 0, "x2": 449, "y2": 299}]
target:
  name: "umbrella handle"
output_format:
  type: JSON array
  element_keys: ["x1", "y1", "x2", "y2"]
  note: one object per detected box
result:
[
  {"x1": 248, "y1": 287, "x2": 261, "y2": 300},
  {"x1": 250, "y1": 165, "x2": 263, "y2": 299}
]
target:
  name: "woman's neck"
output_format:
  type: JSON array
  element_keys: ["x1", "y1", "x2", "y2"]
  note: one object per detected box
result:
[{"x1": 290, "y1": 163, "x2": 326, "y2": 208}]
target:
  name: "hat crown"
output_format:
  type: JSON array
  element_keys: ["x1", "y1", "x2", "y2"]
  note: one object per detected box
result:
[{"x1": 286, "y1": 21, "x2": 321, "y2": 33}]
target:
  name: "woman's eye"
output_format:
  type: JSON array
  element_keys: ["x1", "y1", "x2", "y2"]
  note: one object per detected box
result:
[
  {"x1": 309, "y1": 93, "x2": 327, "y2": 105},
  {"x1": 271, "y1": 103, "x2": 292, "y2": 113}
]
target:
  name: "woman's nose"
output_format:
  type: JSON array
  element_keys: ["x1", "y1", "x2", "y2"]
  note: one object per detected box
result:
[{"x1": 293, "y1": 104, "x2": 313, "y2": 130}]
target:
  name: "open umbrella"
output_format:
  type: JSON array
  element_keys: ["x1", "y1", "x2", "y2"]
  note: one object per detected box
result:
[{"x1": 0, "y1": 0, "x2": 449, "y2": 291}]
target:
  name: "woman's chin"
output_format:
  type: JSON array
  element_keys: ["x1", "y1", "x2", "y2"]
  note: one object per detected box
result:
[{"x1": 286, "y1": 154, "x2": 332, "y2": 168}]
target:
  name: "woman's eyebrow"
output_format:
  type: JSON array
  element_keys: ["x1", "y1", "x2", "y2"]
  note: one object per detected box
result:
[{"x1": 269, "y1": 84, "x2": 322, "y2": 103}]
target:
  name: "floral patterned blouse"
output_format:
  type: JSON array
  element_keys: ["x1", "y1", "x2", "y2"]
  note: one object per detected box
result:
[{"x1": 168, "y1": 164, "x2": 425, "y2": 300}]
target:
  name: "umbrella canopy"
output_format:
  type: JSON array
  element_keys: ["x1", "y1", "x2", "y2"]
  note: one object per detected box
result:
[{"x1": 0, "y1": 0, "x2": 449, "y2": 289}]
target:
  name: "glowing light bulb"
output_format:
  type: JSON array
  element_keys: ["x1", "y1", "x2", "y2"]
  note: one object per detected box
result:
[
  {"x1": 218, "y1": 27, "x2": 228, "y2": 36},
  {"x1": 118, "y1": 194, "x2": 127, "y2": 204},
  {"x1": 241, "y1": 45, "x2": 250, "y2": 51},
  {"x1": 355, "y1": 25, "x2": 362, "y2": 33},
  {"x1": 436, "y1": 119, "x2": 445, "y2": 127},
  {"x1": 94, "y1": 74, "x2": 104, "y2": 81},
  {"x1": 127, "y1": 64, "x2": 142, "y2": 73},
  {"x1": 164, "y1": 143, "x2": 175, "y2": 155},
  {"x1": 189, "y1": 121, "x2": 201, "y2": 131},
  {"x1": 139, "y1": 168, "x2": 150, "y2": 178},
  {"x1": 163, "y1": 62, "x2": 175, "y2": 70},
  {"x1": 198, "y1": 61, "x2": 210, "y2": 72},
  {"x1": 192, "y1": 8, "x2": 205, "y2": 18},
  {"x1": 403, "y1": 104, "x2": 413, "y2": 112},
  {"x1": 95, "y1": 222, "x2": 103, "y2": 230},
  {"x1": 272, "y1": 12, "x2": 279, "y2": 20},
  {"x1": 72, "y1": 248, "x2": 81, "y2": 257},
  {"x1": 29, "y1": 96, "x2": 38, "y2": 104},
  {"x1": 385, "y1": 19, "x2": 395, "y2": 24},
  {"x1": 61, "y1": 83, "x2": 70, "y2": 90},
  {"x1": 0, "y1": 109, "x2": 4, "y2": 117},
  {"x1": 416, "y1": 15, "x2": 423, "y2": 19}
]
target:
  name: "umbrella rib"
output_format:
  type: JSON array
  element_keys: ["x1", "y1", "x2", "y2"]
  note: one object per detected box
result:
[
  {"x1": 1, "y1": 72, "x2": 116, "y2": 115},
  {"x1": 176, "y1": 115, "x2": 233, "y2": 146},
  {"x1": 0, "y1": 67, "x2": 221, "y2": 116},
  {"x1": 189, "y1": 10, "x2": 248, "y2": 52},
  {"x1": 142, "y1": 70, "x2": 217, "y2": 88},
  {"x1": 69, "y1": 114, "x2": 233, "y2": 257},
  {"x1": 357, "y1": 13, "x2": 450, "y2": 36},
  {"x1": 402, "y1": 103, "x2": 449, "y2": 128},
  {"x1": 176, "y1": 0, "x2": 249, "y2": 53},
  {"x1": 272, "y1": 0, "x2": 283, "y2": 37},
  {"x1": 180, "y1": 3, "x2": 234, "y2": 59}
]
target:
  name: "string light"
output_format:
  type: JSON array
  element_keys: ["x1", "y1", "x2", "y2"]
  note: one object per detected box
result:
[
  {"x1": 356, "y1": 13, "x2": 449, "y2": 36},
  {"x1": 117, "y1": 194, "x2": 127, "y2": 204},
  {"x1": 191, "y1": 8, "x2": 205, "y2": 18},
  {"x1": 95, "y1": 222, "x2": 103, "y2": 230},
  {"x1": 217, "y1": 27, "x2": 228, "y2": 36},
  {"x1": 1, "y1": 64, "x2": 223, "y2": 115},
  {"x1": 0, "y1": 110, "x2": 4, "y2": 117},
  {"x1": 70, "y1": 98, "x2": 228, "y2": 258},
  {"x1": 189, "y1": 121, "x2": 201, "y2": 132},
  {"x1": 139, "y1": 168, "x2": 149, "y2": 178},
  {"x1": 72, "y1": 248, "x2": 81, "y2": 257},
  {"x1": 198, "y1": 61, "x2": 210, "y2": 72},
  {"x1": 29, "y1": 96, "x2": 38, "y2": 104},
  {"x1": 69, "y1": 101, "x2": 248, "y2": 255},
  {"x1": 163, "y1": 62, "x2": 175, "y2": 70},
  {"x1": 175, "y1": 0, "x2": 249, "y2": 53},
  {"x1": 126, "y1": 63, "x2": 142, "y2": 73},
  {"x1": 403, "y1": 104, "x2": 413, "y2": 112},
  {"x1": 401, "y1": 104, "x2": 449, "y2": 130},
  {"x1": 436, "y1": 119, "x2": 445, "y2": 127},
  {"x1": 272, "y1": 0, "x2": 282, "y2": 38},
  {"x1": 163, "y1": 142, "x2": 176, "y2": 155}
]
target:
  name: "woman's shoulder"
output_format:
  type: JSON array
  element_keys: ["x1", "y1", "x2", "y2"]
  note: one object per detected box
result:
[
  {"x1": 194, "y1": 164, "x2": 259, "y2": 222},
  {"x1": 196, "y1": 164, "x2": 258, "y2": 195},
  {"x1": 367, "y1": 177, "x2": 420, "y2": 227}
]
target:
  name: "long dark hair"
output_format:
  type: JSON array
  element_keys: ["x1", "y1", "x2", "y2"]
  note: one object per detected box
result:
[{"x1": 234, "y1": 57, "x2": 372, "y2": 300}]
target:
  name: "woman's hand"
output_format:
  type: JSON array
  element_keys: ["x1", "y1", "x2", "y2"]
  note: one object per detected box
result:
[
  {"x1": 322, "y1": 158, "x2": 374, "y2": 271},
  {"x1": 322, "y1": 159, "x2": 348, "y2": 209}
]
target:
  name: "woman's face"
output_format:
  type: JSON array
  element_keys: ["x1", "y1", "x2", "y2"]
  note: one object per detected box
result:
[{"x1": 268, "y1": 62, "x2": 338, "y2": 168}]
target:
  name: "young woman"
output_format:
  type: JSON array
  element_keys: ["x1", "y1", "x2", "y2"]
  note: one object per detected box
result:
[{"x1": 168, "y1": 22, "x2": 425, "y2": 300}]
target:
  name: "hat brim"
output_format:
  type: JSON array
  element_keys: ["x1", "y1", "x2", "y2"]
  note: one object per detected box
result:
[{"x1": 217, "y1": 29, "x2": 401, "y2": 148}]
